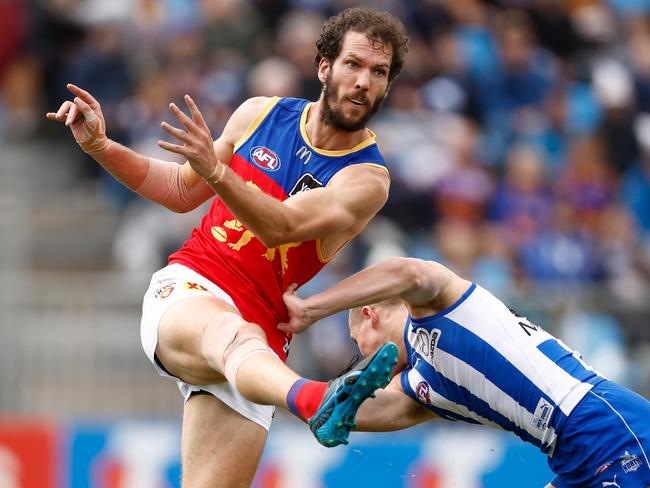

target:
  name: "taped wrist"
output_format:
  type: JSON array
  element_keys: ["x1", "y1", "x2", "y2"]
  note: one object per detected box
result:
[
  {"x1": 135, "y1": 158, "x2": 206, "y2": 210},
  {"x1": 77, "y1": 111, "x2": 110, "y2": 154}
]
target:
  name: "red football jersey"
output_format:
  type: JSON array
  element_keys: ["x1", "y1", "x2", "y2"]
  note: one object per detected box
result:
[{"x1": 169, "y1": 97, "x2": 388, "y2": 360}]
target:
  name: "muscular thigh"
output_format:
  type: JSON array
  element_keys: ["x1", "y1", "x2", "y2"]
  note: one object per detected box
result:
[
  {"x1": 182, "y1": 392, "x2": 267, "y2": 488},
  {"x1": 157, "y1": 295, "x2": 239, "y2": 384}
]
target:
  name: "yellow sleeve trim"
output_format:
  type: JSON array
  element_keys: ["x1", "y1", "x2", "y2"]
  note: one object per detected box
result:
[
  {"x1": 299, "y1": 103, "x2": 377, "y2": 156},
  {"x1": 233, "y1": 96, "x2": 281, "y2": 153},
  {"x1": 316, "y1": 237, "x2": 350, "y2": 263},
  {"x1": 356, "y1": 162, "x2": 390, "y2": 178}
]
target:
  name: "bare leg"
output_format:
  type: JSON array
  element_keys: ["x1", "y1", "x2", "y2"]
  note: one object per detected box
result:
[
  {"x1": 157, "y1": 296, "x2": 309, "y2": 483},
  {"x1": 156, "y1": 296, "x2": 237, "y2": 385},
  {"x1": 156, "y1": 295, "x2": 302, "y2": 405},
  {"x1": 235, "y1": 350, "x2": 300, "y2": 408},
  {"x1": 181, "y1": 393, "x2": 267, "y2": 488}
]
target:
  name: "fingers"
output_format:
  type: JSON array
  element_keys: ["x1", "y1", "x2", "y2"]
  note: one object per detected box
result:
[
  {"x1": 72, "y1": 96, "x2": 99, "y2": 127},
  {"x1": 277, "y1": 321, "x2": 302, "y2": 334},
  {"x1": 283, "y1": 283, "x2": 299, "y2": 297},
  {"x1": 55, "y1": 100, "x2": 74, "y2": 121},
  {"x1": 65, "y1": 102, "x2": 80, "y2": 126},
  {"x1": 67, "y1": 83, "x2": 100, "y2": 110},
  {"x1": 169, "y1": 102, "x2": 196, "y2": 132},
  {"x1": 158, "y1": 139, "x2": 188, "y2": 157},
  {"x1": 184, "y1": 95, "x2": 209, "y2": 131},
  {"x1": 161, "y1": 121, "x2": 190, "y2": 143},
  {"x1": 46, "y1": 101, "x2": 74, "y2": 123}
]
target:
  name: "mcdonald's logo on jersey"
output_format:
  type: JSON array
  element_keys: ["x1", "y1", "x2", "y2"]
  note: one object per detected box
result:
[
  {"x1": 251, "y1": 146, "x2": 281, "y2": 171},
  {"x1": 296, "y1": 145, "x2": 312, "y2": 165}
]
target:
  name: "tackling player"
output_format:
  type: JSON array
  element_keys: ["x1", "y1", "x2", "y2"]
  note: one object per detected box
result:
[
  {"x1": 281, "y1": 257, "x2": 650, "y2": 488},
  {"x1": 46, "y1": 8, "x2": 408, "y2": 487}
]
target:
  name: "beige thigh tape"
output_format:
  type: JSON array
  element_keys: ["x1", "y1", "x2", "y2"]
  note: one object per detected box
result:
[
  {"x1": 206, "y1": 312, "x2": 274, "y2": 387},
  {"x1": 223, "y1": 332, "x2": 274, "y2": 386}
]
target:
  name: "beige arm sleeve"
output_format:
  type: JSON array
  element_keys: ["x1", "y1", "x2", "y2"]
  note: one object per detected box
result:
[{"x1": 134, "y1": 158, "x2": 213, "y2": 212}]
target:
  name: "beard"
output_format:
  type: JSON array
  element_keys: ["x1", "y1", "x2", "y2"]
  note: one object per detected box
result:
[{"x1": 321, "y1": 68, "x2": 386, "y2": 132}]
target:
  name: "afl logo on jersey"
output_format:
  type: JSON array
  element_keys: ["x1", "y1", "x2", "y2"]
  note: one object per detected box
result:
[{"x1": 250, "y1": 146, "x2": 281, "y2": 171}]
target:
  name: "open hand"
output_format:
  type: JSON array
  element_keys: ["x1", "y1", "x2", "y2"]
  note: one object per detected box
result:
[
  {"x1": 278, "y1": 283, "x2": 315, "y2": 334},
  {"x1": 46, "y1": 84, "x2": 110, "y2": 154},
  {"x1": 159, "y1": 95, "x2": 224, "y2": 181}
]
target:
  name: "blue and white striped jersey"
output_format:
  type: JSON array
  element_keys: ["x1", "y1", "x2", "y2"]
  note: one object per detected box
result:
[{"x1": 400, "y1": 283, "x2": 605, "y2": 455}]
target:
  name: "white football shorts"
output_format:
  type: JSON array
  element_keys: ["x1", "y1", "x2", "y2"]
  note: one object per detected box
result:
[{"x1": 140, "y1": 263, "x2": 275, "y2": 430}]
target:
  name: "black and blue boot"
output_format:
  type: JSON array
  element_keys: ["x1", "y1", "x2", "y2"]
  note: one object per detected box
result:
[{"x1": 309, "y1": 342, "x2": 398, "y2": 447}]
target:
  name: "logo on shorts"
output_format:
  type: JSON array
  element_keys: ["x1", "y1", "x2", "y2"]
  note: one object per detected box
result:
[
  {"x1": 531, "y1": 397, "x2": 554, "y2": 431},
  {"x1": 602, "y1": 475, "x2": 620, "y2": 488},
  {"x1": 250, "y1": 146, "x2": 280, "y2": 171},
  {"x1": 154, "y1": 283, "x2": 175, "y2": 299},
  {"x1": 620, "y1": 451, "x2": 642, "y2": 473},
  {"x1": 416, "y1": 381, "x2": 431, "y2": 405},
  {"x1": 184, "y1": 282, "x2": 208, "y2": 291}
]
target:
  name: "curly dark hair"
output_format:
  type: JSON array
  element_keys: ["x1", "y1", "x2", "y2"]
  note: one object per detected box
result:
[{"x1": 315, "y1": 8, "x2": 409, "y2": 85}]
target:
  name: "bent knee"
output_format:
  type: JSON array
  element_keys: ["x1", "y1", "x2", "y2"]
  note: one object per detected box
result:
[
  {"x1": 234, "y1": 321, "x2": 268, "y2": 342},
  {"x1": 200, "y1": 314, "x2": 274, "y2": 385}
]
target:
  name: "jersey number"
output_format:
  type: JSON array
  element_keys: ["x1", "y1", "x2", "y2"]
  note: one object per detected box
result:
[{"x1": 509, "y1": 309, "x2": 539, "y2": 337}]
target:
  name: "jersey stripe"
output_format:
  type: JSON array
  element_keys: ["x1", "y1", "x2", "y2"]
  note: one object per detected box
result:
[
  {"x1": 401, "y1": 368, "x2": 485, "y2": 424},
  {"x1": 537, "y1": 339, "x2": 603, "y2": 384},
  {"x1": 445, "y1": 289, "x2": 598, "y2": 415},
  {"x1": 412, "y1": 348, "x2": 557, "y2": 450},
  {"x1": 402, "y1": 284, "x2": 604, "y2": 454},
  {"x1": 233, "y1": 97, "x2": 280, "y2": 152},
  {"x1": 414, "y1": 315, "x2": 556, "y2": 418}
]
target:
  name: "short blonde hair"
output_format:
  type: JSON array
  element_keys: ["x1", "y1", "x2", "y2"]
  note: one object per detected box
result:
[{"x1": 348, "y1": 297, "x2": 404, "y2": 328}]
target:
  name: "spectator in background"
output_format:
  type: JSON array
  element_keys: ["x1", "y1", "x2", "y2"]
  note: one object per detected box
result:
[
  {"x1": 246, "y1": 57, "x2": 301, "y2": 98},
  {"x1": 527, "y1": 0, "x2": 582, "y2": 62},
  {"x1": 421, "y1": 29, "x2": 479, "y2": 120},
  {"x1": 276, "y1": 10, "x2": 325, "y2": 99},
  {"x1": 520, "y1": 198, "x2": 601, "y2": 283},
  {"x1": 372, "y1": 80, "x2": 451, "y2": 232},
  {"x1": 624, "y1": 115, "x2": 650, "y2": 238},
  {"x1": 433, "y1": 119, "x2": 493, "y2": 224},
  {"x1": 199, "y1": 0, "x2": 266, "y2": 59},
  {"x1": 490, "y1": 143, "x2": 553, "y2": 252},
  {"x1": 0, "y1": 0, "x2": 30, "y2": 81},
  {"x1": 556, "y1": 136, "x2": 617, "y2": 235},
  {"x1": 477, "y1": 10, "x2": 557, "y2": 165},
  {"x1": 0, "y1": 57, "x2": 42, "y2": 140},
  {"x1": 595, "y1": 204, "x2": 650, "y2": 304},
  {"x1": 592, "y1": 59, "x2": 639, "y2": 175}
]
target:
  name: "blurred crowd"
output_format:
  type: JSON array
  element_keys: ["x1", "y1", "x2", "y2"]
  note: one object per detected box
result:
[{"x1": 2, "y1": 0, "x2": 650, "y2": 389}]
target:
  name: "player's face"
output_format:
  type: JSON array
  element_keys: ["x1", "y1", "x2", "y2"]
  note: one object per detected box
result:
[
  {"x1": 350, "y1": 320, "x2": 385, "y2": 357},
  {"x1": 320, "y1": 31, "x2": 392, "y2": 132},
  {"x1": 350, "y1": 303, "x2": 408, "y2": 357}
]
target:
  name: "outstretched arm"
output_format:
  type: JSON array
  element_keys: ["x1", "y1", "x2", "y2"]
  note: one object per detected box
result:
[
  {"x1": 281, "y1": 257, "x2": 456, "y2": 333},
  {"x1": 46, "y1": 84, "x2": 215, "y2": 212},
  {"x1": 355, "y1": 375, "x2": 437, "y2": 432}
]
